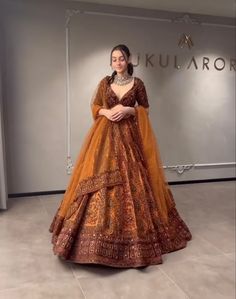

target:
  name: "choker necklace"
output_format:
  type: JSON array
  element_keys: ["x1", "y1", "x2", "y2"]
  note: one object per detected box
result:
[{"x1": 113, "y1": 74, "x2": 133, "y2": 86}]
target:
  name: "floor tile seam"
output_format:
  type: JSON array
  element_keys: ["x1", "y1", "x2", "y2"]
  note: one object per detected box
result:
[
  {"x1": 70, "y1": 264, "x2": 87, "y2": 299},
  {"x1": 158, "y1": 266, "x2": 191, "y2": 299},
  {"x1": 221, "y1": 251, "x2": 236, "y2": 262},
  {"x1": 190, "y1": 233, "x2": 230, "y2": 257},
  {"x1": 161, "y1": 252, "x2": 226, "y2": 267},
  {"x1": 0, "y1": 276, "x2": 75, "y2": 294}
]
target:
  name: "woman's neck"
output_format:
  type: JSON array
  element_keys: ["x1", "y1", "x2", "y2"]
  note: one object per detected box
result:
[{"x1": 116, "y1": 70, "x2": 129, "y2": 78}]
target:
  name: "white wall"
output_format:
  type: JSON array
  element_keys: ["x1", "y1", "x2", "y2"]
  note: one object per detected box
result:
[
  {"x1": 0, "y1": 0, "x2": 235, "y2": 195},
  {"x1": 0, "y1": 66, "x2": 8, "y2": 209}
]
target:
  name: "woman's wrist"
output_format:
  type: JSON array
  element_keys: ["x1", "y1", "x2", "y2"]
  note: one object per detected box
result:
[
  {"x1": 98, "y1": 108, "x2": 107, "y2": 116},
  {"x1": 125, "y1": 107, "x2": 135, "y2": 116},
  {"x1": 98, "y1": 106, "x2": 135, "y2": 117}
]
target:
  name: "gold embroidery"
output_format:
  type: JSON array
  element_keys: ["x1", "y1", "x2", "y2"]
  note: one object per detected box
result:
[
  {"x1": 75, "y1": 169, "x2": 123, "y2": 196},
  {"x1": 49, "y1": 113, "x2": 192, "y2": 267}
]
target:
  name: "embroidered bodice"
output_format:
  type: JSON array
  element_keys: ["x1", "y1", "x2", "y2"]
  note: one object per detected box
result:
[
  {"x1": 90, "y1": 75, "x2": 150, "y2": 121},
  {"x1": 104, "y1": 75, "x2": 149, "y2": 109}
]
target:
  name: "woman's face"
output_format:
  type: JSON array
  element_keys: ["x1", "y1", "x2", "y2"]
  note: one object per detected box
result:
[{"x1": 111, "y1": 50, "x2": 129, "y2": 75}]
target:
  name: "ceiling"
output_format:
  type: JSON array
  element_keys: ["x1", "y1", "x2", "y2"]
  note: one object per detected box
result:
[{"x1": 71, "y1": 0, "x2": 236, "y2": 18}]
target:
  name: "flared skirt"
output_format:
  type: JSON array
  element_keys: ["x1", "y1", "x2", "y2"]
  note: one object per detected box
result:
[{"x1": 49, "y1": 117, "x2": 192, "y2": 268}]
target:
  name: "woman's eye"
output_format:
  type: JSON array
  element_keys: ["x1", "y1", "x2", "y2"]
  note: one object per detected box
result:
[{"x1": 112, "y1": 58, "x2": 124, "y2": 62}]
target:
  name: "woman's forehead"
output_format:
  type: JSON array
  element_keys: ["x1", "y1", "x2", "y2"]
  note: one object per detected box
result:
[{"x1": 112, "y1": 50, "x2": 126, "y2": 58}]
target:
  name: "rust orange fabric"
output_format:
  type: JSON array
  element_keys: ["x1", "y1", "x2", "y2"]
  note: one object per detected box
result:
[{"x1": 56, "y1": 78, "x2": 175, "y2": 225}]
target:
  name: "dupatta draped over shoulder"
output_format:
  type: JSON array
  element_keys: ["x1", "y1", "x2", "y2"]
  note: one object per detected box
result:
[{"x1": 54, "y1": 76, "x2": 175, "y2": 225}]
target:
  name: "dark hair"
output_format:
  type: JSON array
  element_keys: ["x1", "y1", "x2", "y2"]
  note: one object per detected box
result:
[{"x1": 108, "y1": 44, "x2": 134, "y2": 84}]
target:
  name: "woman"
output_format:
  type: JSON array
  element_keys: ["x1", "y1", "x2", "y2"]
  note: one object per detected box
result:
[{"x1": 49, "y1": 44, "x2": 192, "y2": 268}]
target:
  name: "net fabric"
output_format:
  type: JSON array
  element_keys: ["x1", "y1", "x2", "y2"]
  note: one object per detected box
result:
[
  {"x1": 58, "y1": 77, "x2": 120, "y2": 219},
  {"x1": 134, "y1": 105, "x2": 175, "y2": 223},
  {"x1": 133, "y1": 78, "x2": 174, "y2": 223}
]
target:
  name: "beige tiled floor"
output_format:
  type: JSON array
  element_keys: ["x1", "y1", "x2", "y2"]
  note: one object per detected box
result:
[{"x1": 0, "y1": 181, "x2": 235, "y2": 299}]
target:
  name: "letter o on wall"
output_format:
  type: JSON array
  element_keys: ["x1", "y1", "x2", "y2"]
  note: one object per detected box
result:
[{"x1": 214, "y1": 58, "x2": 225, "y2": 71}]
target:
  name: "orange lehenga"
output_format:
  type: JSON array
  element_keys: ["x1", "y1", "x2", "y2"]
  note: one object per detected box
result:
[{"x1": 49, "y1": 76, "x2": 192, "y2": 268}]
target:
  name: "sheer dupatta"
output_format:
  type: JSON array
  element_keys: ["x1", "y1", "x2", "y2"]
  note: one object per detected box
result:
[
  {"x1": 134, "y1": 105, "x2": 175, "y2": 224},
  {"x1": 52, "y1": 77, "x2": 122, "y2": 223},
  {"x1": 90, "y1": 77, "x2": 108, "y2": 121}
]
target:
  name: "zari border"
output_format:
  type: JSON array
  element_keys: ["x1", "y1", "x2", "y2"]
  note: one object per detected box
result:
[
  {"x1": 75, "y1": 169, "x2": 123, "y2": 197},
  {"x1": 49, "y1": 203, "x2": 192, "y2": 268}
]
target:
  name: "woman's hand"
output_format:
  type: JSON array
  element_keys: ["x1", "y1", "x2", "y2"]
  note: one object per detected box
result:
[
  {"x1": 102, "y1": 109, "x2": 119, "y2": 121},
  {"x1": 109, "y1": 104, "x2": 131, "y2": 122},
  {"x1": 100, "y1": 104, "x2": 135, "y2": 122}
]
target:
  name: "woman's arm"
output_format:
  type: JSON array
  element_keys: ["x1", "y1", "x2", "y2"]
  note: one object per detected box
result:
[
  {"x1": 90, "y1": 78, "x2": 106, "y2": 120},
  {"x1": 125, "y1": 106, "x2": 149, "y2": 116},
  {"x1": 136, "y1": 79, "x2": 150, "y2": 113},
  {"x1": 98, "y1": 108, "x2": 108, "y2": 116}
]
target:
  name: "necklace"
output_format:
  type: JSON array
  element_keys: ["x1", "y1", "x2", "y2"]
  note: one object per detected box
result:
[{"x1": 113, "y1": 74, "x2": 133, "y2": 86}]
